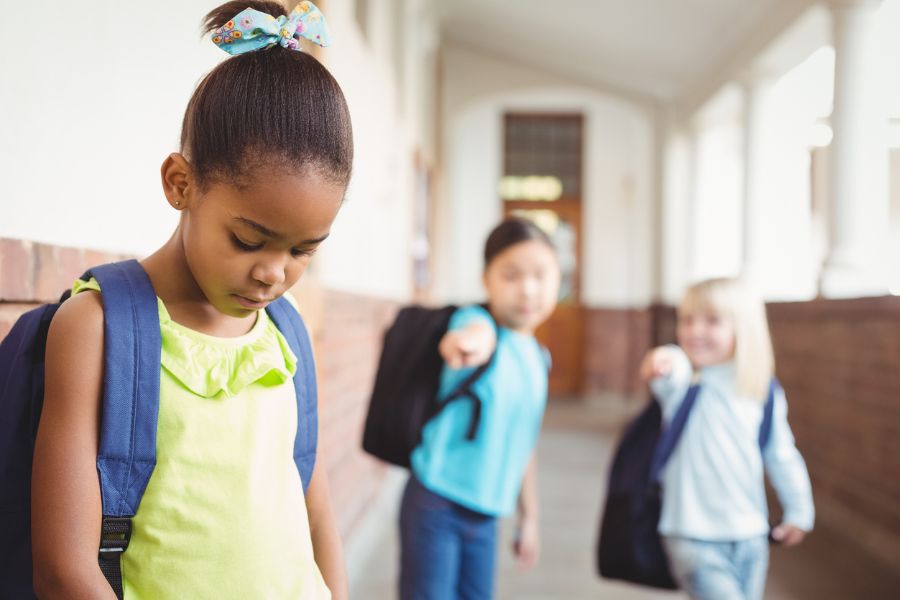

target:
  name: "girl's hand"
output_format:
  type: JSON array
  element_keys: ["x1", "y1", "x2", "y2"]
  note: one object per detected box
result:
[
  {"x1": 438, "y1": 321, "x2": 496, "y2": 369},
  {"x1": 639, "y1": 346, "x2": 675, "y2": 381},
  {"x1": 512, "y1": 515, "x2": 540, "y2": 570},
  {"x1": 771, "y1": 523, "x2": 806, "y2": 547}
]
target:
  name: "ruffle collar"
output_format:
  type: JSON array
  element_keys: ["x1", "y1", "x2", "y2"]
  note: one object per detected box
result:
[{"x1": 157, "y1": 301, "x2": 297, "y2": 398}]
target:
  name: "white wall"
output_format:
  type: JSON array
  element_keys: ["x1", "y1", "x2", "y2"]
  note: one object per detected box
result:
[
  {"x1": 436, "y1": 43, "x2": 657, "y2": 308},
  {"x1": 0, "y1": 1, "x2": 220, "y2": 254},
  {"x1": 317, "y1": 0, "x2": 437, "y2": 299},
  {"x1": 0, "y1": 0, "x2": 436, "y2": 301}
]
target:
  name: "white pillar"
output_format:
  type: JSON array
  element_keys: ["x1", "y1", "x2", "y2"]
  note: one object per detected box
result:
[
  {"x1": 821, "y1": 0, "x2": 889, "y2": 298},
  {"x1": 739, "y1": 73, "x2": 776, "y2": 290},
  {"x1": 685, "y1": 125, "x2": 702, "y2": 285},
  {"x1": 660, "y1": 124, "x2": 693, "y2": 304}
]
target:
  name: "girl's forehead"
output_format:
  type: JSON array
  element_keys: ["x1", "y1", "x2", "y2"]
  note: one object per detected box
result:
[
  {"x1": 492, "y1": 240, "x2": 556, "y2": 264},
  {"x1": 678, "y1": 294, "x2": 728, "y2": 317}
]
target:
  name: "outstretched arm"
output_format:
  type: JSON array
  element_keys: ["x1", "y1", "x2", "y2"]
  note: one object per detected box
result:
[
  {"x1": 32, "y1": 292, "x2": 117, "y2": 599},
  {"x1": 438, "y1": 320, "x2": 496, "y2": 370}
]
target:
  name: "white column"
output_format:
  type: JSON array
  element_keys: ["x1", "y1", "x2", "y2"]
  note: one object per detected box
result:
[
  {"x1": 685, "y1": 124, "x2": 702, "y2": 284},
  {"x1": 821, "y1": 0, "x2": 889, "y2": 298},
  {"x1": 739, "y1": 73, "x2": 776, "y2": 290},
  {"x1": 660, "y1": 124, "x2": 693, "y2": 304}
]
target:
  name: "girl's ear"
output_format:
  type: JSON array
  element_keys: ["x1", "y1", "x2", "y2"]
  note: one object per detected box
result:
[{"x1": 160, "y1": 153, "x2": 195, "y2": 210}]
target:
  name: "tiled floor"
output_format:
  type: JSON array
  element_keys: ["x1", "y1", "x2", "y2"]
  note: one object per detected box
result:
[{"x1": 348, "y1": 395, "x2": 900, "y2": 600}]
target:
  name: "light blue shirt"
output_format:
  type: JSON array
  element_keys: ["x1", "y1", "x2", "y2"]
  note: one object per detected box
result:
[
  {"x1": 411, "y1": 305, "x2": 548, "y2": 516},
  {"x1": 651, "y1": 345, "x2": 815, "y2": 541}
]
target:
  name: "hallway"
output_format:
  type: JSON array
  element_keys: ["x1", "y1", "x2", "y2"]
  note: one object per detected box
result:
[{"x1": 350, "y1": 396, "x2": 900, "y2": 599}]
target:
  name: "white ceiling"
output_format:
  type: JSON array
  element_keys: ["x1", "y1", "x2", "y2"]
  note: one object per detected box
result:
[{"x1": 439, "y1": 0, "x2": 820, "y2": 106}]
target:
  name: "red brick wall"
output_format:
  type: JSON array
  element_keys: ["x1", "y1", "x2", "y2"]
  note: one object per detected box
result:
[
  {"x1": 0, "y1": 238, "x2": 129, "y2": 337},
  {"x1": 582, "y1": 306, "x2": 662, "y2": 396},
  {"x1": 0, "y1": 237, "x2": 400, "y2": 541},
  {"x1": 312, "y1": 290, "x2": 399, "y2": 536},
  {"x1": 768, "y1": 297, "x2": 900, "y2": 571}
]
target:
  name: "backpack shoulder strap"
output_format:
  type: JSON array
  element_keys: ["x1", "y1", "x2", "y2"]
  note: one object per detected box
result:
[
  {"x1": 86, "y1": 260, "x2": 160, "y2": 600},
  {"x1": 649, "y1": 384, "x2": 700, "y2": 484},
  {"x1": 438, "y1": 306, "x2": 499, "y2": 440},
  {"x1": 88, "y1": 260, "x2": 161, "y2": 518},
  {"x1": 266, "y1": 297, "x2": 318, "y2": 492},
  {"x1": 758, "y1": 377, "x2": 779, "y2": 450}
]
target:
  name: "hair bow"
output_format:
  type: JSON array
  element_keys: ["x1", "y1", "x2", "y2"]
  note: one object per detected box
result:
[{"x1": 212, "y1": 1, "x2": 330, "y2": 55}]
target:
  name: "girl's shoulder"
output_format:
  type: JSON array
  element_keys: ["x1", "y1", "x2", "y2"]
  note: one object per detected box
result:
[
  {"x1": 448, "y1": 304, "x2": 493, "y2": 331},
  {"x1": 51, "y1": 287, "x2": 104, "y2": 342},
  {"x1": 43, "y1": 287, "x2": 105, "y2": 412}
]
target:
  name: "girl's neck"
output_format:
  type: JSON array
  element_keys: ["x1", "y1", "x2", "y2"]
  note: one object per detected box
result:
[{"x1": 141, "y1": 230, "x2": 257, "y2": 337}]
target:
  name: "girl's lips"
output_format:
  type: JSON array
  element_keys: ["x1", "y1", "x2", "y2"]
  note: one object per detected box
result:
[{"x1": 233, "y1": 294, "x2": 272, "y2": 309}]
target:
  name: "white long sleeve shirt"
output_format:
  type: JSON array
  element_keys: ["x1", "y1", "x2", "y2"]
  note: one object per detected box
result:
[{"x1": 651, "y1": 345, "x2": 815, "y2": 541}]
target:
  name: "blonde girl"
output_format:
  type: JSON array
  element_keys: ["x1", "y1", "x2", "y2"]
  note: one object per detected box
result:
[{"x1": 639, "y1": 277, "x2": 814, "y2": 600}]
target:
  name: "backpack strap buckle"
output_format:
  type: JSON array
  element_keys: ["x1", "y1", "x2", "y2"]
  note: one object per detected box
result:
[{"x1": 99, "y1": 516, "x2": 132, "y2": 556}]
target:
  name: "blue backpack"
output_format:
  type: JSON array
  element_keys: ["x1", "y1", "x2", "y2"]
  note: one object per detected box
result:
[
  {"x1": 0, "y1": 260, "x2": 318, "y2": 599},
  {"x1": 596, "y1": 379, "x2": 778, "y2": 589}
]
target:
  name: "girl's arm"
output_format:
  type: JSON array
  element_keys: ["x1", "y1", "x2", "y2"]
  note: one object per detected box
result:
[
  {"x1": 31, "y1": 292, "x2": 117, "y2": 599},
  {"x1": 513, "y1": 454, "x2": 540, "y2": 570},
  {"x1": 438, "y1": 319, "x2": 496, "y2": 370},
  {"x1": 305, "y1": 457, "x2": 348, "y2": 600},
  {"x1": 763, "y1": 387, "x2": 815, "y2": 546}
]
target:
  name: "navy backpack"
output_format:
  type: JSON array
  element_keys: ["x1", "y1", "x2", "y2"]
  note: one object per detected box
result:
[
  {"x1": 362, "y1": 305, "x2": 498, "y2": 468},
  {"x1": 596, "y1": 379, "x2": 778, "y2": 589},
  {"x1": 0, "y1": 260, "x2": 318, "y2": 599}
]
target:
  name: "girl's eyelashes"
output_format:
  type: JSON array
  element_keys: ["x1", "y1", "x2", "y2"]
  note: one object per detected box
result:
[
  {"x1": 231, "y1": 233, "x2": 318, "y2": 258},
  {"x1": 291, "y1": 246, "x2": 317, "y2": 258},
  {"x1": 231, "y1": 233, "x2": 263, "y2": 252}
]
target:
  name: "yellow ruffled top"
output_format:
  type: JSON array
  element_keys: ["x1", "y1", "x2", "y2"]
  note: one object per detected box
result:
[{"x1": 74, "y1": 278, "x2": 330, "y2": 599}]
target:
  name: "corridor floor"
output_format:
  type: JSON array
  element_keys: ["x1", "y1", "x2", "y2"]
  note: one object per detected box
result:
[{"x1": 348, "y1": 395, "x2": 900, "y2": 599}]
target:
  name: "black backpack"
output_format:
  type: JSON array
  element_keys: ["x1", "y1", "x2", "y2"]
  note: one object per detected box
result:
[
  {"x1": 596, "y1": 380, "x2": 777, "y2": 589},
  {"x1": 362, "y1": 305, "x2": 496, "y2": 468}
]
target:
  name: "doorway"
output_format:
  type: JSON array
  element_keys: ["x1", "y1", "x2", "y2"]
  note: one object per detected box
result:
[{"x1": 502, "y1": 113, "x2": 584, "y2": 396}]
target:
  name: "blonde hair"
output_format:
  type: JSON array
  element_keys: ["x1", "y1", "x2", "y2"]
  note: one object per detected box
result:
[{"x1": 678, "y1": 277, "x2": 774, "y2": 401}]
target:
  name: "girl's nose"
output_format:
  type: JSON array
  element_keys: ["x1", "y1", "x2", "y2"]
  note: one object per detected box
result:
[
  {"x1": 522, "y1": 277, "x2": 539, "y2": 298},
  {"x1": 251, "y1": 258, "x2": 286, "y2": 287}
]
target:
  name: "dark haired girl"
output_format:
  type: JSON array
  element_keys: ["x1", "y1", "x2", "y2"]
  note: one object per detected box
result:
[
  {"x1": 400, "y1": 218, "x2": 561, "y2": 599},
  {"x1": 31, "y1": 2, "x2": 351, "y2": 598}
]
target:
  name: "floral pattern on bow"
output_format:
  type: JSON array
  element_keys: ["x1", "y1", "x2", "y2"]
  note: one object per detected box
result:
[{"x1": 212, "y1": 1, "x2": 330, "y2": 55}]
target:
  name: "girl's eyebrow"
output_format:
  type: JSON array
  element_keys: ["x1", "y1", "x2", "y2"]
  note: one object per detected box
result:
[
  {"x1": 234, "y1": 217, "x2": 280, "y2": 238},
  {"x1": 233, "y1": 217, "x2": 329, "y2": 244}
]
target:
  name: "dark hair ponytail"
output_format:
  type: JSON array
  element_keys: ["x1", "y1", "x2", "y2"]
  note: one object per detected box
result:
[
  {"x1": 181, "y1": 1, "x2": 353, "y2": 190},
  {"x1": 483, "y1": 217, "x2": 555, "y2": 268}
]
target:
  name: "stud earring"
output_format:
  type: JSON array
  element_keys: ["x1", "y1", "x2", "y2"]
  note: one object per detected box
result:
[{"x1": 174, "y1": 201, "x2": 181, "y2": 207}]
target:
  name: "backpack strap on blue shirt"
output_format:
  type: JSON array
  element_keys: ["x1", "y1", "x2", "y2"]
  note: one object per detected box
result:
[
  {"x1": 650, "y1": 376, "x2": 780, "y2": 485},
  {"x1": 759, "y1": 377, "x2": 778, "y2": 450},
  {"x1": 85, "y1": 260, "x2": 161, "y2": 599},
  {"x1": 266, "y1": 297, "x2": 318, "y2": 492},
  {"x1": 436, "y1": 305, "x2": 501, "y2": 441},
  {"x1": 649, "y1": 384, "x2": 700, "y2": 484}
]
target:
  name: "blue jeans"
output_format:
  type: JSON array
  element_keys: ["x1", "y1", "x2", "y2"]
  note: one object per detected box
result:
[
  {"x1": 399, "y1": 476, "x2": 498, "y2": 600},
  {"x1": 662, "y1": 535, "x2": 769, "y2": 600}
]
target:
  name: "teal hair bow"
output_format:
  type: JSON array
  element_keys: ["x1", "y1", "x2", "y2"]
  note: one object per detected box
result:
[{"x1": 211, "y1": 1, "x2": 330, "y2": 55}]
